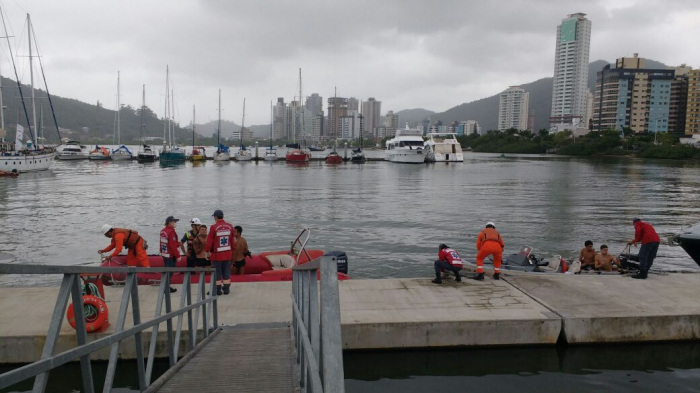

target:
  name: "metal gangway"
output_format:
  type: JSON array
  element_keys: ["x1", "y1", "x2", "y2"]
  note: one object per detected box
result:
[{"x1": 0, "y1": 256, "x2": 344, "y2": 393}]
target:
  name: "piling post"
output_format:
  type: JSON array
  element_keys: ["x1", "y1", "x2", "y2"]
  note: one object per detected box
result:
[
  {"x1": 344, "y1": 143, "x2": 348, "y2": 160},
  {"x1": 255, "y1": 142, "x2": 259, "y2": 160}
]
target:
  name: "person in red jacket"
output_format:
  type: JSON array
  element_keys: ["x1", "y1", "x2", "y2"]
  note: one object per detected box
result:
[
  {"x1": 474, "y1": 222, "x2": 505, "y2": 280},
  {"x1": 160, "y1": 216, "x2": 180, "y2": 293},
  {"x1": 432, "y1": 244, "x2": 463, "y2": 284},
  {"x1": 205, "y1": 209, "x2": 235, "y2": 295},
  {"x1": 627, "y1": 218, "x2": 660, "y2": 279}
]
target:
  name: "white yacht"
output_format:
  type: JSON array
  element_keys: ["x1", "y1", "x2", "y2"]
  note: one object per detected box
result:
[
  {"x1": 385, "y1": 125, "x2": 425, "y2": 164},
  {"x1": 424, "y1": 133, "x2": 464, "y2": 163},
  {"x1": 57, "y1": 141, "x2": 88, "y2": 160}
]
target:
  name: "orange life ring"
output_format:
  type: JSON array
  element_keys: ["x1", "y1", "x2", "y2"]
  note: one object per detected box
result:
[{"x1": 66, "y1": 295, "x2": 109, "y2": 333}]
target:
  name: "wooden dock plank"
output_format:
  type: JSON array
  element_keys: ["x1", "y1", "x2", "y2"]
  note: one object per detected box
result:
[{"x1": 155, "y1": 325, "x2": 295, "y2": 393}]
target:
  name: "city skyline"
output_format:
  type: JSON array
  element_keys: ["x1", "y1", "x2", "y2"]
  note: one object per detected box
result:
[{"x1": 0, "y1": 1, "x2": 698, "y2": 125}]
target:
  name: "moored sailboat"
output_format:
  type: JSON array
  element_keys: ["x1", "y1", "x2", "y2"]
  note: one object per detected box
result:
[
  {"x1": 159, "y1": 66, "x2": 186, "y2": 163},
  {"x1": 265, "y1": 101, "x2": 278, "y2": 161},
  {"x1": 351, "y1": 101, "x2": 366, "y2": 163},
  {"x1": 136, "y1": 85, "x2": 156, "y2": 162},
  {"x1": 213, "y1": 89, "x2": 230, "y2": 161},
  {"x1": 89, "y1": 145, "x2": 111, "y2": 160},
  {"x1": 235, "y1": 98, "x2": 253, "y2": 161},
  {"x1": 286, "y1": 69, "x2": 311, "y2": 163},
  {"x1": 111, "y1": 71, "x2": 131, "y2": 161}
]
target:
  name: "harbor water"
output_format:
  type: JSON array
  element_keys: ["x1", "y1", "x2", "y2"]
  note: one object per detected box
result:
[{"x1": 1, "y1": 151, "x2": 699, "y2": 286}]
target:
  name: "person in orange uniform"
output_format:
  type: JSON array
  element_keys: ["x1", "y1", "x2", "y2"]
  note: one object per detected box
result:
[
  {"x1": 474, "y1": 221, "x2": 505, "y2": 281},
  {"x1": 205, "y1": 209, "x2": 235, "y2": 295},
  {"x1": 98, "y1": 224, "x2": 149, "y2": 267},
  {"x1": 160, "y1": 216, "x2": 180, "y2": 293}
]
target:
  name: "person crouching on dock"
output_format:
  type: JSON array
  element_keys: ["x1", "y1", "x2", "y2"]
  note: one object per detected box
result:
[
  {"x1": 99, "y1": 225, "x2": 150, "y2": 267},
  {"x1": 432, "y1": 244, "x2": 463, "y2": 284},
  {"x1": 474, "y1": 222, "x2": 505, "y2": 281}
]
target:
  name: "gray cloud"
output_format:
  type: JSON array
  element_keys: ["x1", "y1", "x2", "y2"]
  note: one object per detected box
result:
[{"x1": 2, "y1": 0, "x2": 699, "y2": 125}]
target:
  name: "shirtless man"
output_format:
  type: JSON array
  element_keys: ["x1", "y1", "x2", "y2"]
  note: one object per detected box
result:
[
  {"x1": 578, "y1": 240, "x2": 597, "y2": 270},
  {"x1": 595, "y1": 245, "x2": 621, "y2": 272}
]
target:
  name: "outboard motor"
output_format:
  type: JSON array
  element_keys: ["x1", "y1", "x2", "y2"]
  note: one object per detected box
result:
[{"x1": 324, "y1": 251, "x2": 348, "y2": 274}]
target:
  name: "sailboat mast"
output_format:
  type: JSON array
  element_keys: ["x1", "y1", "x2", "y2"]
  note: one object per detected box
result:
[
  {"x1": 171, "y1": 89, "x2": 175, "y2": 145},
  {"x1": 117, "y1": 71, "x2": 121, "y2": 145},
  {"x1": 270, "y1": 100, "x2": 273, "y2": 148},
  {"x1": 241, "y1": 98, "x2": 245, "y2": 146},
  {"x1": 359, "y1": 100, "x2": 363, "y2": 150},
  {"x1": 139, "y1": 85, "x2": 145, "y2": 143},
  {"x1": 298, "y1": 68, "x2": 303, "y2": 146},
  {"x1": 192, "y1": 105, "x2": 195, "y2": 147},
  {"x1": 163, "y1": 66, "x2": 168, "y2": 146},
  {"x1": 217, "y1": 89, "x2": 221, "y2": 147},
  {"x1": 27, "y1": 14, "x2": 37, "y2": 147},
  {"x1": 0, "y1": 60, "x2": 4, "y2": 130}
]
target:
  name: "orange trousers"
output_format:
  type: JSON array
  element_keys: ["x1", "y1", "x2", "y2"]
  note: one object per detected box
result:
[
  {"x1": 476, "y1": 241, "x2": 502, "y2": 273},
  {"x1": 125, "y1": 240, "x2": 150, "y2": 267}
]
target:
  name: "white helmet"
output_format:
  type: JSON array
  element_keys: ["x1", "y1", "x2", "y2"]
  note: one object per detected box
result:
[
  {"x1": 486, "y1": 221, "x2": 496, "y2": 228},
  {"x1": 190, "y1": 218, "x2": 202, "y2": 225},
  {"x1": 101, "y1": 224, "x2": 113, "y2": 235}
]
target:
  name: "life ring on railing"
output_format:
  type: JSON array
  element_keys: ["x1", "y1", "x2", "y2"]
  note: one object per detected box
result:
[{"x1": 66, "y1": 295, "x2": 109, "y2": 333}]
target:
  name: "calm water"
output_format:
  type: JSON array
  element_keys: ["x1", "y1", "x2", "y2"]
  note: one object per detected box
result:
[{"x1": 1, "y1": 151, "x2": 699, "y2": 286}]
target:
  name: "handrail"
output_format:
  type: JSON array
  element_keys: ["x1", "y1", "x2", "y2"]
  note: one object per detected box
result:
[
  {"x1": 290, "y1": 228, "x2": 314, "y2": 266},
  {"x1": 291, "y1": 256, "x2": 344, "y2": 393},
  {"x1": 0, "y1": 264, "x2": 218, "y2": 393}
]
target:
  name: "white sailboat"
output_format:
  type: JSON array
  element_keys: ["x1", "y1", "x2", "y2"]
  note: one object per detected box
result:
[
  {"x1": 111, "y1": 71, "x2": 132, "y2": 160},
  {"x1": 213, "y1": 89, "x2": 230, "y2": 161},
  {"x1": 0, "y1": 13, "x2": 55, "y2": 171},
  {"x1": 159, "y1": 66, "x2": 186, "y2": 163},
  {"x1": 265, "y1": 101, "x2": 278, "y2": 161},
  {"x1": 235, "y1": 98, "x2": 253, "y2": 161},
  {"x1": 137, "y1": 85, "x2": 156, "y2": 162}
]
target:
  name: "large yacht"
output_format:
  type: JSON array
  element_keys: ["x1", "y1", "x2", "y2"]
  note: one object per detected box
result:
[
  {"x1": 56, "y1": 140, "x2": 88, "y2": 160},
  {"x1": 385, "y1": 125, "x2": 425, "y2": 164},
  {"x1": 424, "y1": 133, "x2": 464, "y2": 163}
]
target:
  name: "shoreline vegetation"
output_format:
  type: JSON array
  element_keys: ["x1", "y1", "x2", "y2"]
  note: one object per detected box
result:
[{"x1": 456, "y1": 129, "x2": 700, "y2": 160}]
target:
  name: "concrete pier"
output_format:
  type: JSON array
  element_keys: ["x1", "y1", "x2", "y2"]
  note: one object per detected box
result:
[{"x1": 0, "y1": 274, "x2": 699, "y2": 364}]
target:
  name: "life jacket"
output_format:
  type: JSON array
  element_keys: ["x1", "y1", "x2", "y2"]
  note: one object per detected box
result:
[
  {"x1": 184, "y1": 230, "x2": 196, "y2": 256},
  {"x1": 478, "y1": 228, "x2": 504, "y2": 248},
  {"x1": 112, "y1": 228, "x2": 142, "y2": 249},
  {"x1": 442, "y1": 248, "x2": 463, "y2": 266},
  {"x1": 209, "y1": 221, "x2": 235, "y2": 261},
  {"x1": 160, "y1": 227, "x2": 176, "y2": 258}
]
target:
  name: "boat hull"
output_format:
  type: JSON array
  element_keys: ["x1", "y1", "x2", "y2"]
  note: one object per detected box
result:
[
  {"x1": 213, "y1": 152, "x2": 230, "y2": 161},
  {"x1": 286, "y1": 150, "x2": 310, "y2": 162},
  {"x1": 385, "y1": 149, "x2": 425, "y2": 164},
  {"x1": 57, "y1": 152, "x2": 88, "y2": 160},
  {"x1": 236, "y1": 152, "x2": 254, "y2": 161},
  {"x1": 89, "y1": 154, "x2": 111, "y2": 160},
  {"x1": 432, "y1": 153, "x2": 464, "y2": 162},
  {"x1": 326, "y1": 154, "x2": 342, "y2": 164},
  {"x1": 160, "y1": 152, "x2": 186, "y2": 162},
  {"x1": 100, "y1": 249, "x2": 349, "y2": 285},
  {"x1": 137, "y1": 154, "x2": 156, "y2": 162},
  {"x1": 0, "y1": 152, "x2": 53, "y2": 172},
  {"x1": 110, "y1": 153, "x2": 132, "y2": 161}
]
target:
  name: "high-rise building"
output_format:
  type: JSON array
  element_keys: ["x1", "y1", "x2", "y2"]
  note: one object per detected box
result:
[
  {"x1": 686, "y1": 69, "x2": 700, "y2": 135},
  {"x1": 327, "y1": 97, "x2": 348, "y2": 141},
  {"x1": 312, "y1": 112, "x2": 324, "y2": 142},
  {"x1": 347, "y1": 97, "x2": 359, "y2": 112},
  {"x1": 457, "y1": 120, "x2": 482, "y2": 136},
  {"x1": 361, "y1": 98, "x2": 382, "y2": 137},
  {"x1": 383, "y1": 110, "x2": 399, "y2": 137},
  {"x1": 550, "y1": 13, "x2": 592, "y2": 129},
  {"x1": 339, "y1": 111, "x2": 362, "y2": 140},
  {"x1": 273, "y1": 98, "x2": 287, "y2": 140},
  {"x1": 498, "y1": 86, "x2": 530, "y2": 131},
  {"x1": 306, "y1": 93, "x2": 323, "y2": 117},
  {"x1": 527, "y1": 110, "x2": 536, "y2": 131},
  {"x1": 592, "y1": 54, "x2": 674, "y2": 133},
  {"x1": 669, "y1": 66, "x2": 691, "y2": 136}
]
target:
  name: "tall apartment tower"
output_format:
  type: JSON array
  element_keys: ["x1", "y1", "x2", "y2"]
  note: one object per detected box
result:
[
  {"x1": 550, "y1": 13, "x2": 592, "y2": 130},
  {"x1": 273, "y1": 98, "x2": 287, "y2": 140},
  {"x1": 305, "y1": 93, "x2": 323, "y2": 117},
  {"x1": 686, "y1": 69, "x2": 700, "y2": 135},
  {"x1": 361, "y1": 98, "x2": 382, "y2": 137},
  {"x1": 347, "y1": 97, "x2": 359, "y2": 112},
  {"x1": 498, "y1": 86, "x2": 530, "y2": 131},
  {"x1": 327, "y1": 97, "x2": 348, "y2": 141}
]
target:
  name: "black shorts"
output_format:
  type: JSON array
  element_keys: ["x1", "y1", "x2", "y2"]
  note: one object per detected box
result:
[
  {"x1": 233, "y1": 260, "x2": 246, "y2": 269},
  {"x1": 195, "y1": 258, "x2": 210, "y2": 267}
]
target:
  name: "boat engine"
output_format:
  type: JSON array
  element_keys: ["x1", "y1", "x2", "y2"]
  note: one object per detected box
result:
[{"x1": 324, "y1": 251, "x2": 348, "y2": 274}]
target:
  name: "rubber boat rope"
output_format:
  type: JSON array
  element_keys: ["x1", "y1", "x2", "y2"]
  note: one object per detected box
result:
[{"x1": 80, "y1": 279, "x2": 105, "y2": 320}]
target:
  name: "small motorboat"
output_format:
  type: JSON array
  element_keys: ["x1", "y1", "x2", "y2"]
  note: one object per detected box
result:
[
  {"x1": 111, "y1": 145, "x2": 133, "y2": 161},
  {"x1": 309, "y1": 146, "x2": 324, "y2": 151},
  {"x1": 56, "y1": 140, "x2": 88, "y2": 160},
  {"x1": 326, "y1": 151, "x2": 342, "y2": 164},
  {"x1": 461, "y1": 245, "x2": 631, "y2": 276},
  {"x1": 0, "y1": 169, "x2": 19, "y2": 177},
  {"x1": 190, "y1": 146, "x2": 206, "y2": 161},
  {"x1": 100, "y1": 228, "x2": 349, "y2": 285},
  {"x1": 671, "y1": 222, "x2": 700, "y2": 267},
  {"x1": 137, "y1": 145, "x2": 157, "y2": 162},
  {"x1": 350, "y1": 148, "x2": 366, "y2": 163},
  {"x1": 89, "y1": 146, "x2": 111, "y2": 160}
]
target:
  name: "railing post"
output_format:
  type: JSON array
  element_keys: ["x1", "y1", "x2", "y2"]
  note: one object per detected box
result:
[
  {"x1": 173, "y1": 271, "x2": 190, "y2": 360},
  {"x1": 70, "y1": 274, "x2": 95, "y2": 393},
  {"x1": 309, "y1": 267, "x2": 320, "y2": 369},
  {"x1": 130, "y1": 275, "x2": 147, "y2": 391},
  {"x1": 146, "y1": 277, "x2": 167, "y2": 385},
  {"x1": 299, "y1": 270, "x2": 307, "y2": 390},
  {"x1": 186, "y1": 272, "x2": 195, "y2": 351},
  {"x1": 103, "y1": 272, "x2": 135, "y2": 393},
  {"x1": 320, "y1": 256, "x2": 345, "y2": 393},
  {"x1": 164, "y1": 272, "x2": 175, "y2": 367},
  {"x1": 32, "y1": 274, "x2": 75, "y2": 393}
]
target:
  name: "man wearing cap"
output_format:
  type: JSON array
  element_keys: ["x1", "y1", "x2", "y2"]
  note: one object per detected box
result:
[
  {"x1": 160, "y1": 216, "x2": 180, "y2": 293},
  {"x1": 205, "y1": 209, "x2": 235, "y2": 295},
  {"x1": 181, "y1": 218, "x2": 206, "y2": 268},
  {"x1": 627, "y1": 218, "x2": 660, "y2": 279},
  {"x1": 98, "y1": 225, "x2": 149, "y2": 267},
  {"x1": 474, "y1": 222, "x2": 505, "y2": 281}
]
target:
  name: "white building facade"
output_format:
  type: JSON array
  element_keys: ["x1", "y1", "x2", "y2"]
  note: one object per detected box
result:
[{"x1": 498, "y1": 86, "x2": 530, "y2": 131}]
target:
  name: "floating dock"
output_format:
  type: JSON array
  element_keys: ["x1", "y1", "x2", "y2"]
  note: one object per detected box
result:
[{"x1": 1, "y1": 274, "x2": 699, "y2": 364}]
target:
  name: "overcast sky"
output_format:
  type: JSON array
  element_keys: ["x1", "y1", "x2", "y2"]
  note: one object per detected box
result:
[{"x1": 1, "y1": 0, "x2": 699, "y2": 125}]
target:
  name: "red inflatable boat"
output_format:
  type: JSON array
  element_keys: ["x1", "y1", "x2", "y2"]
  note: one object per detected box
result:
[{"x1": 100, "y1": 228, "x2": 349, "y2": 285}]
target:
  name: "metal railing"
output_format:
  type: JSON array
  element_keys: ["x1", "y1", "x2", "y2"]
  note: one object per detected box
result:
[
  {"x1": 291, "y1": 256, "x2": 345, "y2": 393},
  {"x1": 0, "y1": 264, "x2": 218, "y2": 393}
]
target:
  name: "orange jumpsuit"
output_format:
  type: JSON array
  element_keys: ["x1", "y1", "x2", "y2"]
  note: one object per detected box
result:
[
  {"x1": 102, "y1": 232, "x2": 150, "y2": 267},
  {"x1": 476, "y1": 228, "x2": 504, "y2": 274}
]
